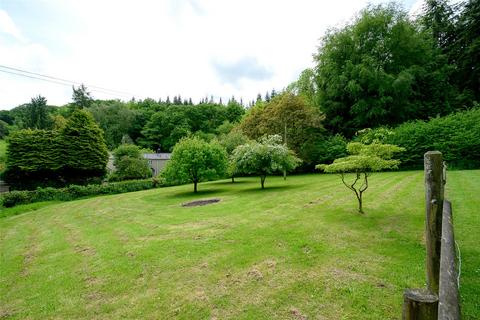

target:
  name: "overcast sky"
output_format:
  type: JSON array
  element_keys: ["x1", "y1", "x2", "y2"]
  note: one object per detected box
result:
[{"x1": 0, "y1": 0, "x2": 423, "y2": 109}]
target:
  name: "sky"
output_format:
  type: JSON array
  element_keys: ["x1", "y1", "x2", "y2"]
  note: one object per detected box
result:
[{"x1": 0, "y1": 0, "x2": 423, "y2": 109}]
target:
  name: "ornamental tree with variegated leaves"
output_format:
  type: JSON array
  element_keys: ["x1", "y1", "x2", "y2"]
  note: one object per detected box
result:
[
  {"x1": 231, "y1": 135, "x2": 301, "y2": 189},
  {"x1": 316, "y1": 142, "x2": 404, "y2": 213}
]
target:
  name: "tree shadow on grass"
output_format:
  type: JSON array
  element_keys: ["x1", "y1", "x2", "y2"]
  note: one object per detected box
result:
[
  {"x1": 166, "y1": 188, "x2": 228, "y2": 200},
  {"x1": 236, "y1": 183, "x2": 304, "y2": 194},
  {"x1": 213, "y1": 180, "x2": 251, "y2": 185}
]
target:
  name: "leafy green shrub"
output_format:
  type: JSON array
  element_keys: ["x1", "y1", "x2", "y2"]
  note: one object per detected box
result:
[
  {"x1": 113, "y1": 144, "x2": 142, "y2": 164},
  {"x1": 109, "y1": 144, "x2": 152, "y2": 181},
  {"x1": 376, "y1": 108, "x2": 480, "y2": 169},
  {"x1": 1, "y1": 190, "x2": 32, "y2": 208},
  {"x1": 0, "y1": 120, "x2": 9, "y2": 139},
  {"x1": 312, "y1": 134, "x2": 348, "y2": 166},
  {"x1": 0, "y1": 178, "x2": 162, "y2": 208}
]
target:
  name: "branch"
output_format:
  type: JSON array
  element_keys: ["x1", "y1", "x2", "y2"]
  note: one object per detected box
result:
[
  {"x1": 350, "y1": 172, "x2": 360, "y2": 190},
  {"x1": 360, "y1": 172, "x2": 369, "y2": 193},
  {"x1": 189, "y1": 168, "x2": 197, "y2": 183},
  {"x1": 340, "y1": 173, "x2": 355, "y2": 191},
  {"x1": 340, "y1": 172, "x2": 361, "y2": 200}
]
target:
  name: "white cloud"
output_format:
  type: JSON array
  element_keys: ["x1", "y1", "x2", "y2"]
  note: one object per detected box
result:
[
  {"x1": 409, "y1": 0, "x2": 425, "y2": 18},
  {"x1": 0, "y1": 9, "x2": 26, "y2": 42},
  {"x1": 0, "y1": 0, "x2": 415, "y2": 109}
]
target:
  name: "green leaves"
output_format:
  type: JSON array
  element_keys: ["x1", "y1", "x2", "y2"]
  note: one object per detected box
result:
[
  {"x1": 231, "y1": 134, "x2": 301, "y2": 188},
  {"x1": 316, "y1": 142, "x2": 404, "y2": 173},
  {"x1": 6, "y1": 129, "x2": 61, "y2": 172},
  {"x1": 22, "y1": 95, "x2": 53, "y2": 130},
  {"x1": 141, "y1": 103, "x2": 244, "y2": 152},
  {"x1": 110, "y1": 144, "x2": 151, "y2": 181},
  {"x1": 90, "y1": 101, "x2": 138, "y2": 149},
  {"x1": 239, "y1": 92, "x2": 325, "y2": 168},
  {"x1": 373, "y1": 107, "x2": 480, "y2": 168},
  {"x1": 315, "y1": 3, "x2": 455, "y2": 136},
  {"x1": 61, "y1": 110, "x2": 109, "y2": 172},
  {"x1": 316, "y1": 141, "x2": 404, "y2": 213},
  {"x1": 162, "y1": 136, "x2": 228, "y2": 192},
  {"x1": 4, "y1": 110, "x2": 108, "y2": 189}
]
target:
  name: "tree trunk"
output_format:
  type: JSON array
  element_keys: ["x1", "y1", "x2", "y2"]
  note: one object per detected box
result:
[
  {"x1": 357, "y1": 194, "x2": 363, "y2": 214},
  {"x1": 194, "y1": 181, "x2": 198, "y2": 193},
  {"x1": 231, "y1": 176, "x2": 235, "y2": 183},
  {"x1": 260, "y1": 175, "x2": 266, "y2": 189}
]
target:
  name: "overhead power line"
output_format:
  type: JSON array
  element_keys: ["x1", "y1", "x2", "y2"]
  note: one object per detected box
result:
[
  {"x1": 0, "y1": 69, "x2": 75, "y2": 87},
  {"x1": 0, "y1": 64, "x2": 138, "y2": 99}
]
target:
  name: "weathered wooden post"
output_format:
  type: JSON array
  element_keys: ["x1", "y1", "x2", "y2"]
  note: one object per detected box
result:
[
  {"x1": 424, "y1": 151, "x2": 444, "y2": 295},
  {"x1": 438, "y1": 200, "x2": 461, "y2": 319},
  {"x1": 402, "y1": 151, "x2": 444, "y2": 320},
  {"x1": 403, "y1": 289, "x2": 439, "y2": 320}
]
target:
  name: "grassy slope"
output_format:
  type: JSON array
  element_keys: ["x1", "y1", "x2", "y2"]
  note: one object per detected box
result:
[{"x1": 0, "y1": 171, "x2": 478, "y2": 319}]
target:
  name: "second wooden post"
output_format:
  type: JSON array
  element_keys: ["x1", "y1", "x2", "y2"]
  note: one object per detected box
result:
[{"x1": 424, "y1": 151, "x2": 444, "y2": 294}]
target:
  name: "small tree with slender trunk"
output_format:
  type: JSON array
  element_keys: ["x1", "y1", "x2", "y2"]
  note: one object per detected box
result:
[
  {"x1": 162, "y1": 136, "x2": 228, "y2": 193},
  {"x1": 231, "y1": 135, "x2": 301, "y2": 189},
  {"x1": 217, "y1": 130, "x2": 250, "y2": 183},
  {"x1": 316, "y1": 142, "x2": 404, "y2": 213}
]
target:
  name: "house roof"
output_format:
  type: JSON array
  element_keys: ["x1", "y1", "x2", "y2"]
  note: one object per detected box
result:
[{"x1": 143, "y1": 153, "x2": 171, "y2": 160}]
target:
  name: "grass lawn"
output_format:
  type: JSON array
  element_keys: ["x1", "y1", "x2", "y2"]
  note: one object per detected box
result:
[{"x1": 1, "y1": 171, "x2": 479, "y2": 319}]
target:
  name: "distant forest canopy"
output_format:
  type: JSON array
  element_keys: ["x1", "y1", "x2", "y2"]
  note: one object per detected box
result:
[{"x1": 0, "y1": 0, "x2": 479, "y2": 168}]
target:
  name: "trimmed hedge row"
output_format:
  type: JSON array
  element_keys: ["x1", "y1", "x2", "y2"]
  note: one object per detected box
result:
[
  {"x1": 4, "y1": 110, "x2": 109, "y2": 190},
  {"x1": 1, "y1": 178, "x2": 162, "y2": 208},
  {"x1": 363, "y1": 107, "x2": 480, "y2": 169}
]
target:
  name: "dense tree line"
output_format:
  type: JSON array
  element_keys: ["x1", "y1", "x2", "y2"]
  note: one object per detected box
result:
[{"x1": 302, "y1": 0, "x2": 479, "y2": 137}]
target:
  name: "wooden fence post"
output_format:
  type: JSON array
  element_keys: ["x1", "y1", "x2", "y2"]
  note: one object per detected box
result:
[
  {"x1": 438, "y1": 200, "x2": 461, "y2": 319},
  {"x1": 424, "y1": 151, "x2": 444, "y2": 295},
  {"x1": 403, "y1": 289, "x2": 438, "y2": 320}
]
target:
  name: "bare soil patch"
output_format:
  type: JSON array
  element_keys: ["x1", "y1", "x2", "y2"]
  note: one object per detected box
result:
[{"x1": 182, "y1": 198, "x2": 221, "y2": 207}]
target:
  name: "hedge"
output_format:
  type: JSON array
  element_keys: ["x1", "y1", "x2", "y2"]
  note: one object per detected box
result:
[
  {"x1": 4, "y1": 110, "x2": 109, "y2": 190},
  {"x1": 365, "y1": 107, "x2": 480, "y2": 169},
  {"x1": 1, "y1": 178, "x2": 162, "y2": 208}
]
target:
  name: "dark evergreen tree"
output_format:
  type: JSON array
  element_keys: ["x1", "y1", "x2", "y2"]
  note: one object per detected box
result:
[
  {"x1": 4, "y1": 129, "x2": 62, "y2": 189},
  {"x1": 455, "y1": 0, "x2": 480, "y2": 102},
  {"x1": 422, "y1": 0, "x2": 456, "y2": 51},
  {"x1": 24, "y1": 95, "x2": 52, "y2": 129},
  {"x1": 72, "y1": 84, "x2": 93, "y2": 109},
  {"x1": 60, "y1": 110, "x2": 109, "y2": 183}
]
